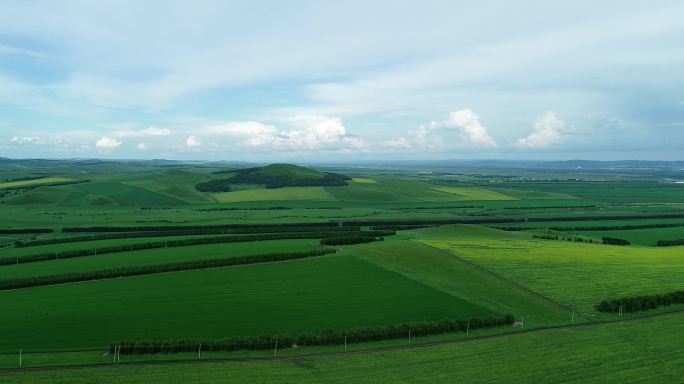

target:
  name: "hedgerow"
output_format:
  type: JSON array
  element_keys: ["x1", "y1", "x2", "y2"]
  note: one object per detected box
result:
[
  {"x1": 0, "y1": 228, "x2": 53, "y2": 234},
  {"x1": 112, "y1": 313, "x2": 515, "y2": 354},
  {"x1": 0, "y1": 249, "x2": 336, "y2": 291},
  {"x1": 656, "y1": 239, "x2": 684, "y2": 247},
  {"x1": 596, "y1": 291, "x2": 684, "y2": 313},
  {"x1": 2, "y1": 230, "x2": 394, "y2": 265},
  {"x1": 601, "y1": 237, "x2": 630, "y2": 246}
]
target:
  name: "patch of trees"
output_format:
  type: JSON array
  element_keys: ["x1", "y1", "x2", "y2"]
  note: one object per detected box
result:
[
  {"x1": 533, "y1": 234, "x2": 599, "y2": 243},
  {"x1": 0, "y1": 228, "x2": 53, "y2": 234},
  {"x1": 113, "y1": 314, "x2": 515, "y2": 354},
  {"x1": 656, "y1": 239, "x2": 684, "y2": 246},
  {"x1": 320, "y1": 236, "x2": 384, "y2": 246},
  {"x1": 503, "y1": 205, "x2": 598, "y2": 210},
  {"x1": 596, "y1": 291, "x2": 684, "y2": 313},
  {"x1": 227, "y1": 169, "x2": 351, "y2": 189},
  {"x1": 371, "y1": 225, "x2": 436, "y2": 231},
  {"x1": 0, "y1": 249, "x2": 336, "y2": 291},
  {"x1": 601, "y1": 237, "x2": 630, "y2": 246},
  {"x1": 3, "y1": 230, "x2": 394, "y2": 265},
  {"x1": 194, "y1": 178, "x2": 232, "y2": 192}
]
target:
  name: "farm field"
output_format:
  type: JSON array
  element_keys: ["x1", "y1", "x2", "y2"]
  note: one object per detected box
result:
[
  {"x1": 1, "y1": 159, "x2": 684, "y2": 381},
  {"x1": 0, "y1": 177, "x2": 77, "y2": 190},
  {"x1": 3, "y1": 311, "x2": 683, "y2": 383},
  {"x1": 0, "y1": 254, "x2": 493, "y2": 351},
  {"x1": 415, "y1": 225, "x2": 684, "y2": 312}
]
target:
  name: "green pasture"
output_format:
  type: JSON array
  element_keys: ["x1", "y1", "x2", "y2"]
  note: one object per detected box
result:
[
  {"x1": 3, "y1": 312, "x2": 683, "y2": 383},
  {"x1": 432, "y1": 186, "x2": 517, "y2": 200},
  {"x1": 0, "y1": 255, "x2": 493, "y2": 351},
  {"x1": 415, "y1": 225, "x2": 684, "y2": 312}
]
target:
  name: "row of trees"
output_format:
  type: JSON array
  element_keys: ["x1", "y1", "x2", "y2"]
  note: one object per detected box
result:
[
  {"x1": 601, "y1": 237, "x2": 630, "y2": 246},
  {"x1": 113, "y1": 314, "x2": 515, "y2": 354},
  {"x1": 656, "y1": 239, "x2": 684, "y2": 247},
  {"x1": 0, "y1": 249, "x2": 336, "y2": 291},
  {"x1": 15, "y1": 226, "x2": 362, "y2": 248},
  {"x1": 532, "y1": 234, "x2": 599, "y2": 244},
  {"x1": 549, "y1": 222, "x2": 684, "y2": 232},
  {"x1": 0, "y1": 228, "x2": 52, "y2": 234},
  {"x1": 596, "y1": 291, "x2": 684, "y2": 313},
  {"x1": 320, "y1": 236, "x2": 383, "y2": 246},
  {"x1": 2, "y1": 230, "x2": 394, "y2": 266},
  {"x1": 63, "y1": 222, "x2": 341, "y2": 232}
]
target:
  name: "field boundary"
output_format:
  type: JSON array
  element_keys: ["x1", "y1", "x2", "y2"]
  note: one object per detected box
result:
[{"x1": 2, "y1": 309, "x2": 682, "y2": 374}]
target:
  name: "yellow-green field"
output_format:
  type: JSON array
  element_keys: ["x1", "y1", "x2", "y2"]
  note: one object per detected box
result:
[
  {"x1": 414, "y1": 225, "x2": 684, "y2": 312},
  {"x1": 351, "y1": 178, "x2": 378, "y2": 184},
  {"x1": 213, "y1": 187, "x2": 336, "y2": 202},
  {"x1": 432, "y1": 187, "x2": 517, "y2": 200},
  {"x1": 0, "y1": 177, "x2": 75, "y2": 189}
]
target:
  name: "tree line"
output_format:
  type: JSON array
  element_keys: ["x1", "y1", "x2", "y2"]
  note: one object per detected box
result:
[
  {"x1": 320, "y1": 236, "x2": 383, "y2": 246},
  {"x1": 1, "y1": 230, "x2": 394, "y2": 266},
  {"x1": 113, "y1": 314, "x2": 515, "y2": 354},
  {"x1": 0, "y1": 228, "x2": 53, "y2": 234},
  {"x1": 15, "y1": 226, "x2": 362, "y2": 248},
  {"x1": 62, "y1": 222, "x2": 341, "y2": 232},
  {"x1": 0, "y1": 249, "x2": 336, "y2": 291},
  {"x1": 596, "y1": 290, "x2": 684, "y2": 313},
  {"x1": 601, "y1": 237, "x2": 630, "y2": 246},
  {"x1": 549, "y1": 222, "x2": 684, "y2": 232},
  {"x1": 656, "y1": 239, "x2": 684, "y2": 247}
]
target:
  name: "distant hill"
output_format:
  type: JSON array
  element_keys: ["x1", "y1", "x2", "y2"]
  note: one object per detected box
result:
[{"x1": 197, "y1": 164, "x2": 351, "y2": 192}]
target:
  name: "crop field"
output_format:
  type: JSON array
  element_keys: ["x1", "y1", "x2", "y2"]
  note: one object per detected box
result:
[
  {"x1": 0, "y1": 177, "x2": 77, "y2": 189},
  {"x1": 1, "y1": 159, "x2": 684, "y2": 381},
  {"x1": 416, "y1": 225, "x2": 684, "y2": 312},
  {"x1": 0, "y1": 255, "x2": 493, "y2": 351},
  {"x1": 3, "y1": 311, "x2": 683, "y2": 383},
  {"x1": 432, "y1": 186, "x2": 517, "y2": 200},
  {"x1": 213, "y1": 186, "x2": 336, "y2": 202}
]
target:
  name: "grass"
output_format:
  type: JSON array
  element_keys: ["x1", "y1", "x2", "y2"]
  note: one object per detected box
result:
[
  {"x1": 0, "y1": 177, "x2": 76, "y2": 189},
  {"x1": 213, "y1": 187, "x2": 336, "y2": 203},
  {"x1": 0, "y1": 255, "x2": 493, "y2": 352},
  {"x1": 3, "y1": 311, "x2": 683, "y2": 383},
  {"x1": 415, "y1": 225, "x2": 684, "y2": 313},
  {"x1": 432, "y1": 186, "x2": 517, "y2": 201},
  {"x1": 347, "y1": 239, "x2": 572, "y2": 326},
  {"x1": 351, "y1": 178, "x2": 378, "y2": 184}
]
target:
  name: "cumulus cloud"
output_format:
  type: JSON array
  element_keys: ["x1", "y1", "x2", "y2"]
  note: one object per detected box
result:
[
  {"x1": 445, "y1": 109, "x2": 498, "y2": 148},
  {"x1": 185, "y1": 135, "x2": 201, "y2": 147},
  {"x1": 207, "y1": 116, "x2": 364, "y2": 150},
  {"x1": 136, "y1": 143, "x2": 147, "y2": 150},
  {"x1": 95, "y1": 137, "x2": 121, "y2": 149},
  {"x1": 114, "y1": 126, "x2": 171, "y2": 137},
  {"x1": 516, "y1": 111, "x2": 567, "y2": 148},
  {"x1": 384, "y1": 110, "x2": 497, "y2": 151}
]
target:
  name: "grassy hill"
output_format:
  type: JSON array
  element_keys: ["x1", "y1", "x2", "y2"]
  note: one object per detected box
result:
[{"x1": 200, "y1": 164, "x2": 351, "y2": 191}]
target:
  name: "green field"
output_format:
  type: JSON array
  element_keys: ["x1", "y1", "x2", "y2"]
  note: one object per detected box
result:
[
  {"x1": 2, "y1": 159, "x2": 684, "y2": 381},
  {"x1": 416, "y1": 225, "x2": 684, "y2": 312},
  {"x1": 0, "y1": 255, "x2": 493, "y2": 351},
  {"x1": 3, "y1": 312, "x2": 683, "y2": 383}
]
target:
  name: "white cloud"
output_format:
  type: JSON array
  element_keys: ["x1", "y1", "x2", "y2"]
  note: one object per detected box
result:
[
  {"x1": 136, "y1": 143, "x2": 147, "y2": 150},
  {"x1": 95, "y1": 136, "x2": 121, "y2": 149},
  {"x1": 207, "y1": 116, "x2": 363, "y2": 150},
  {"x1": 114, "y1": 126, "x2": 171, "y2": 137},
  {"x1": 185, "y1": 135, "x2": 201, "y2": 147},
  {"x1": 445, "y1": 109, "x2": 498, "y2": 148},
  {"x1": 516, "y1": 111, "x2": 567, "y2": 148}
]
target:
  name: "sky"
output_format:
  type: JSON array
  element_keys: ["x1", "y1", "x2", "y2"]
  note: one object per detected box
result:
[{"x1": 0, "y1": 0, "x2": 683, "y2": 161}]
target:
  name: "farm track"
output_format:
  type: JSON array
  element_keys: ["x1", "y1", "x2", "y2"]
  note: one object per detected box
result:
[{"x1": 3, "y1": 309, "x2": 682, "y2": 374}]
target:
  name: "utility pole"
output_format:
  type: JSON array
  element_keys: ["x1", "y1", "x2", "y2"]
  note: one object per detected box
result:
[
  {"x1": 572, "y1": 308, "x2": 575, "y2": 323},
  {"x1": 274, "y1": 338, "x2": 278, "y2": 357},
  {"x1": 198, "y1": 343, "x2": 202, "y2": 359},
  {"x1": 466, "y1": 322, "x2": 470, "y2": 336},
  {"x1": 408, "y1": 330, "x2": 411, "y2": 344},
  {"x1": 19, "y1": 348, "x2": 22, "y2": 367},
  {"x1": 344, "y1": 335, "x2": 347, "y2": 351}
]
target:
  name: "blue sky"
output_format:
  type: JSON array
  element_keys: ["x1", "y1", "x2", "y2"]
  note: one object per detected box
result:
[{"x1": 0, "y1": 0, "x2": 683, "y2": 161}]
